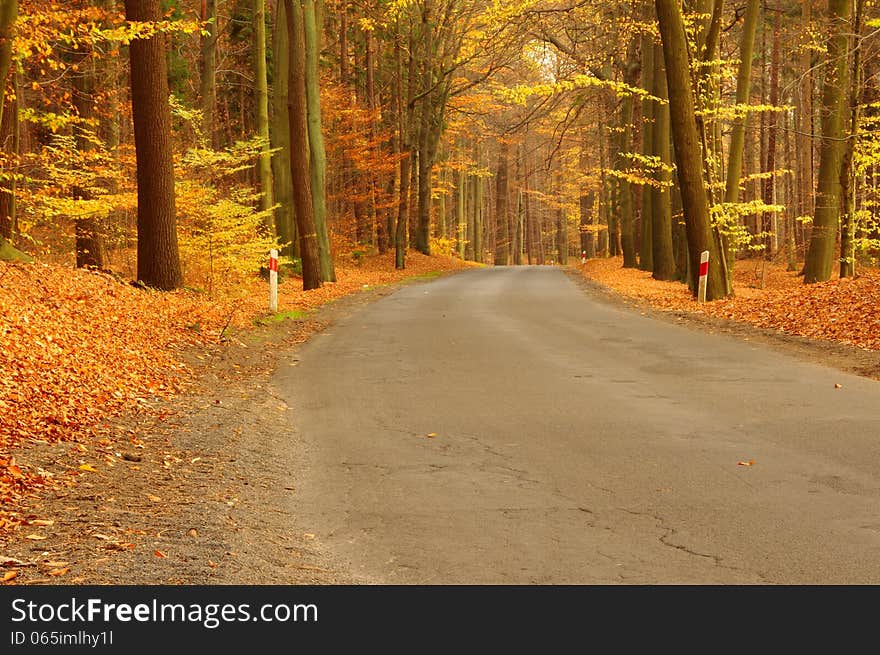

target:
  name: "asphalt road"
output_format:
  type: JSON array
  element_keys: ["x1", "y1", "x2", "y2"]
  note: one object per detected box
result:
[{"x1": 277, "y1": 266, "x2": 880, "y2": 583}]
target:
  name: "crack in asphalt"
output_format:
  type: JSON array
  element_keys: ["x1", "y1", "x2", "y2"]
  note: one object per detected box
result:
[{"x1": 620, "y1": 508, "x2": 769, "y2": 582}]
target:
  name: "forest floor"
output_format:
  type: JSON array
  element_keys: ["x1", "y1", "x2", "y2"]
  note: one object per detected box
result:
[
  {"x1": 0, "y1": 249, "x2": 475, "y2": 584},
  {"x1": 572, "y1": 256, "x2": 880, "y2": 380},
  {"x1": 3, "y1": 252, "x2": 879, "y2": 585}
]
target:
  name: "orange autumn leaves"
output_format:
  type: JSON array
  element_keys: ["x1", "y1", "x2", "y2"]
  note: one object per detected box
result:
[
  {"x1": 0, "y1": 250, "x2": 473, "y2": 534},
  {"x1": 580, "y1": 257, "x2": 880, "y2": 352}
]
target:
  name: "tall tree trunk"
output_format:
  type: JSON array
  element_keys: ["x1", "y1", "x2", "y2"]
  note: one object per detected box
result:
[
  {"x1": 803, "y1": 0, "x2": 852, "y2": 284},
  {"x1": 597, "y1": 128, "x2": 608, "y2": 256},
  {"x1": 74, "y1": 57, "x2": 105, "y2": 268},
  {"x1": 200, "y1": 0, "x2": 217, "y2": 147},
  {"x1": 555, "y1": 173, "x2": 567, "y2": 265},
  {"x1": 839, "y1": 0, "x2": 864, "y2": 278},
  {"x1": 579, "y1": 140, "x2": 596, "y2": 259},
  {"x1": 761, "y1": 9, "x2": 780, "y2": 259},
  {"x1": 651, "y1": 41, "x2": 676, "y2": 281},
  {"x1": 655, "y1": 0, "x2": 728, "y2": 299},
  {"x1": 339, "y1": 0, "x2": 348, "y2": 85},
  {"x1": 494, "y1": 142, "x2": 510, "y2": 265},
  {"x1": 795, "y1": 0, "x2": 814, "y2": 254},
  {"x1": 395, "y1": 32, "x2": 410, "y2": 269},
  {"x1": 0, "y1": 65, "x2": 17, "y2": 243},
  {"x1": 303, "y1": 0, "x2": 335, "y2": 281},
  {"x1": 284, "y1": 0, "x2": 321, "y2": 289},
  {"x1": 722, "y1": 0, "x2": 759, "y2": 268},
  {"x1": 619, "y1": 41, "x2": 639, "y2": 268},
  {"x1": 473, "y1": 141, "x2": 484, "y2": 262},
  {"x1": 271, "y1": 0, "x2": 297, "y2": 257},
  {"x1": 0, "y1": 0, "x2": 17, "y2": 131},
  {"x1": 639, "y1": 32, "x2": 654, "y2": 271},
  {"x1": 414, "y1": 0, "x2": 433, "y2": 255},
  {"x1": 254, "y1": 0, "x2": 274, "y2": 226},
  {"x1": 0, "y1": 0, "x2": 17, "y2": 250},
  {"x1": 457, "y1": 159, "x2": 466, "y2": 258},
  {"x1": 124, "y1": 0, "x2": 182, "y2": 290},
  {"x1": 513, "y1": 146, "x2": 523, "y2": 265}
]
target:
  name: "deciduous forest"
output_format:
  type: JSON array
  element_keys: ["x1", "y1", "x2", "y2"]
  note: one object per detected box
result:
[{"x1": 1, "y1": 0, "x2": 880, "y2": 585}]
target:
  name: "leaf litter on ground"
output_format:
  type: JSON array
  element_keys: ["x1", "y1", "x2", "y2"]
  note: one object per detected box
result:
[{"x1": 0, "y1": 250, "x2": 476, "y2": 538}]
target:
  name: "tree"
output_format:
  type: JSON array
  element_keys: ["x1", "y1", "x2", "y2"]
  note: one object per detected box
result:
[
  {"x1": 803, "y1": 0, "x2": 852, "y2": 284},
  {"x1": 0, "y1": 0, "x2": 17, "y2": 253},
  {"x1": 124, "y1": 0, "x2": 183, "y2": 290},
  {"x1": 494, "y1": 142, "x2": 510, "y2": 265},
  {"x1": 0, "y1": 0, "x2": 17, "y2": 130},
  {"x1": 200, "y1": 0, "x2": 217, "y2": 147},
  {"x1": 284, "y1": 0, "x2": 322, "y2": 290},
  {"x1": 721, "y1": 0, "x2": 759, "y2": 267},
  {"x1": 655, "y1": 0, "x2": 728, "y2": 299},
  {"x1": 254, "y1": 0, "x2": 274, "y2": 226},
  {"x1": 651, "y1": 41, "x2": 675, "y2": 282},
  {"x1": 303, "y1": 0, "x2": 335, "y2": 282},
  {"x1": 271, "y1": 0, "x2": 297, "y2": 256}
]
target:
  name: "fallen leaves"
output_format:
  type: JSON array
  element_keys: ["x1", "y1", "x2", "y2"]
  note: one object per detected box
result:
[
  {"x1": 580, "y1": 258, "x2": 880, "y2": 352},
  {"x1": 154, "y1": 549, "x2": 167, "y2": 558},
  {"x1": 1, "y1": 250, "x2": 474, "y2": 536}
]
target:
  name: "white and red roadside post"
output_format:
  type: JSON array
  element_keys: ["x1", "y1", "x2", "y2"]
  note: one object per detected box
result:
[
  {"x1": 581, "y1": 250, "x2": 587, "y2": 265},
  {"x1": 697, "y1": 250, "x2": 709, "y2": 303},
  {"x1": 269, "y1": 248, "x2": 279, "y2": 313}
]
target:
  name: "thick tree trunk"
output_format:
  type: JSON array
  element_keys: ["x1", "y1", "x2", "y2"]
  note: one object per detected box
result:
[
  {"x1": 303, "y1": 0, "x2": 335, "y2": 281},
  {"x1": 655, "y1": 0, "x2": 728, "y2": 299},
  {"x1": 125, "y1": 0, "x2": 182, "y2": 290},
  {"x1": 284, "y1": 0, "x2": 321, "y2": 289},
  {"x1": 803, "y1": 0, "x2": 851, "y2": 284}
]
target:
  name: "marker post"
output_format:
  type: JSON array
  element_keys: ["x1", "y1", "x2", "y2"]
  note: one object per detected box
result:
[
  {"x1": 269, "y1": 249, "x2": 278, "y2": 313},
  {"x1": 697, "y1": 250, "x2": 709, "y2": 303}
]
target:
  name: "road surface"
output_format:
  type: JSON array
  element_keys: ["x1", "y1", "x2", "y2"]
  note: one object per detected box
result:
[{"x1": 277, "y1": 266, "x2": 880, "y2": 583}]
